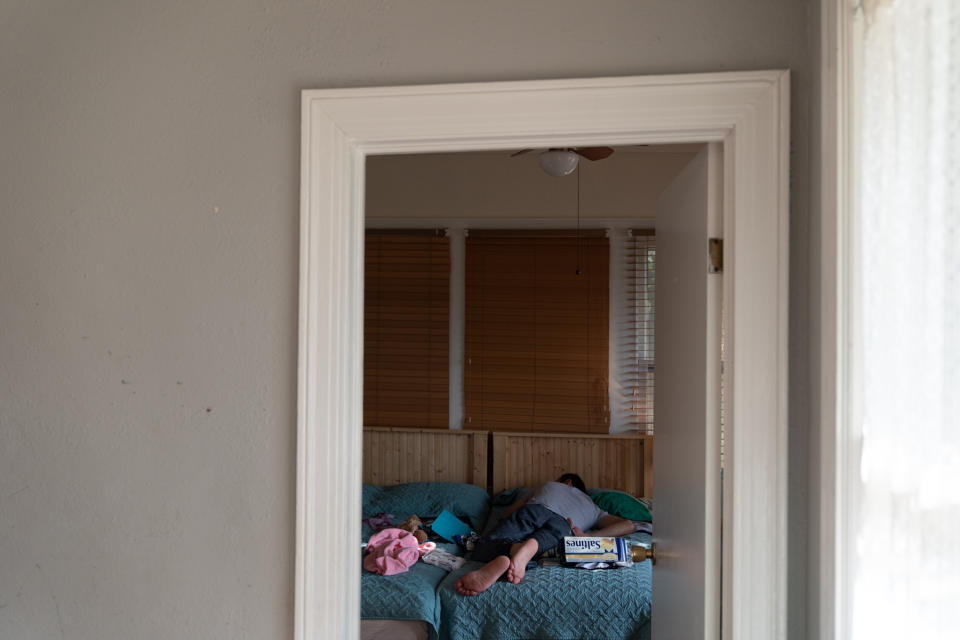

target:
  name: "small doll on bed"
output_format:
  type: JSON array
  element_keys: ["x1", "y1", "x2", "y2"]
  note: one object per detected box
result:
[{"x1": 454, "y1": 473, "x2": 635, "y2": 596}]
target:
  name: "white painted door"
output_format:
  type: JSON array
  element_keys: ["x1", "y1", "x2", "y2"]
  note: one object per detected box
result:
[{"x1": 652, "y1": 144, "x2": 723, "y2": 640}]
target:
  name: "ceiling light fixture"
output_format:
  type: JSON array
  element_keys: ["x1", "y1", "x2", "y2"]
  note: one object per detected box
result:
[{"x1": 538, "y1": 149, "x2": 580, "y2": 177}]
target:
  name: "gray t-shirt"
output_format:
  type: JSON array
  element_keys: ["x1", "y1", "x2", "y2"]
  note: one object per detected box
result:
[{"x1": 527, "y1": 481, "x2": 608, "y2": 532}]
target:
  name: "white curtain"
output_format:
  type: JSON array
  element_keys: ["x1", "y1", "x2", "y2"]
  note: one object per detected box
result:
[{"x1": 852, "y1": 0, "x2": 960, "y2": 638}]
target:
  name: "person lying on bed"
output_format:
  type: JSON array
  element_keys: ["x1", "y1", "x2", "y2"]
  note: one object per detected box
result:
[{"x1": 454, "y1": 473, "x2": 635, "y2": 596}]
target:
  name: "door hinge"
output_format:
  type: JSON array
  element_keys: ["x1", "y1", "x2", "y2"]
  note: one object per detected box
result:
[{"x1": 708, "y1": 238, "x2": 723, "y2": 273}]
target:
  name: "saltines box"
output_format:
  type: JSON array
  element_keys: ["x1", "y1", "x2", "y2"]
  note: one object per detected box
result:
[{"x1": 562, "y1": 536, "x2": 632, "y2": 563}]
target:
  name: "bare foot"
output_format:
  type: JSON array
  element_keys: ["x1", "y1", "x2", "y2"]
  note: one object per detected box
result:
[
  {"x1": 454, "y1": 556, "x2": 510, "y2": 596},
  {"x1": 506, "y1": 538, "x2": 539, "y2": 584}
]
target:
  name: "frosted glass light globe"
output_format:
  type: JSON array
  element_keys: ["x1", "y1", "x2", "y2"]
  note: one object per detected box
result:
[{"x1": 538, "y1": 150, "x2": 579, "y2": 176}]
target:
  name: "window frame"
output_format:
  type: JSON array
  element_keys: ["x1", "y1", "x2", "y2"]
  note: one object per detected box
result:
[{"x1": 818, "y1": 1, "x2": 861, "y2": 637}]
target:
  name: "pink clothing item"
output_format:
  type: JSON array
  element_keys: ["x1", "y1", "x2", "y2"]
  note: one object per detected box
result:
[{"x1": 363, "y1": 528, "x2": 420, "y2": 576}]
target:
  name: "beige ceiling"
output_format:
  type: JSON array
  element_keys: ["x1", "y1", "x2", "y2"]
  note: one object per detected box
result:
[{"x1": 365, "y1": 145, "x2": 703, "y2": 221}]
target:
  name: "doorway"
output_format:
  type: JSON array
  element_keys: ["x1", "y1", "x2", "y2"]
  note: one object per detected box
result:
[
  {"x1": 296, "y1": 72, "x2": 789, "y2": 640},
  {"x1": 358, "y1": 141, "x2": 722, "y2": 640}
]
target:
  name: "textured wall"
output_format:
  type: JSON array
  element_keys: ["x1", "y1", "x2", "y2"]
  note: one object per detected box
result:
[{"x1": 0, "y1": 1, "x2": 812, "y2": 638}]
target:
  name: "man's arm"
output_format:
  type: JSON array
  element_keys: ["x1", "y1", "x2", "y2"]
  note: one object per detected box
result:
[{"x1": 588, "y1": 514, "x2": 636, "y2": 537}]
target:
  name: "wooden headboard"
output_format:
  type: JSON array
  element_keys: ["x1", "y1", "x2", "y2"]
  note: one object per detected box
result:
[
  {"x1": 362, "y1": 427, "x2": 488, "y2": 487},
  {"x1": 491, "y1": 431, "x2": 653, "y2": 498},
  {"x1": 362, "y1": 427, "x2": 653, "y2": 498}
]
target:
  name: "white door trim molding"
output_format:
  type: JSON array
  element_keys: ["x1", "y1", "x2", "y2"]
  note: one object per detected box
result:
[
  {"x1": 297, "y1": 71, "x2": 790, "y2": 640},
  {"x1": 817, "y1": 1, "x2": 860, "y2": 637}
]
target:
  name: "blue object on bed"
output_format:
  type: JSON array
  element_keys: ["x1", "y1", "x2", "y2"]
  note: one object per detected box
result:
[
  {"x1": 437, "y1": 531, "x2": 653, "y2": 640},
  {"x1": 431, "y1": 509, "x2": 474, "y2": 542}
]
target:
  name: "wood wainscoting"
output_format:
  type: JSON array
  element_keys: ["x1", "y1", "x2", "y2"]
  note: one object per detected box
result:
[
  {"x1": 362, "y1": 427, "x2": 652, "y2": 498},
  {"x1": 362, "y1": 427, "x2": 489, "y2": 487},
  {"x1": 491, "y1": 431, "x2": 653, "y2": 498}
]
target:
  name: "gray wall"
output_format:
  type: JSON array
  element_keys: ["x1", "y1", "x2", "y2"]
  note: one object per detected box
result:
[{"x1": 0, "y1": 1, "x2": 813, "y2": 638}]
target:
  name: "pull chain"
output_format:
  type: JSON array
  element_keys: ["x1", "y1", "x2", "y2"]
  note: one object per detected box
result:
[{"x1": 576, "y1": 164, "x2": 582, "y2": 276}]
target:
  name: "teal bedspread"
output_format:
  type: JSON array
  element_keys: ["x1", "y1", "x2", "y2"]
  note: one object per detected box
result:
[
  {"x1": 360, "y1": 541, "x2": 461, "y2": 639},
  {"x1": 436, "y1": 532, "x2": 653, "y2": 640}
]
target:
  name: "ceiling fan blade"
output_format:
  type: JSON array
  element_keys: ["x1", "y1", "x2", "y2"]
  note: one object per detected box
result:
[
  {"x1": 510, "y1": 149, "x2": 535, "y2": 157},
  {"x1": 574, "y1": 146, "x2": 615, "y2": 161}
]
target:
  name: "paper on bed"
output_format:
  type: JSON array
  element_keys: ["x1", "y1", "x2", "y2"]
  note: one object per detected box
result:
[
  {"x1": 430, "y1": 510, "x2": 472, "y2": 542},
  {"x1": 422, "y1": 549, "x2": 466, "y2": 571}
]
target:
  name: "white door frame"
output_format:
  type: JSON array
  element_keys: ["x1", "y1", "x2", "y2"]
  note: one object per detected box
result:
[
  {"x1": 297, "y1": 71, "x2": 790, "y2": 640},
  {"x1": 817, "y1": 0, "x2": 859, "y2": 636}
]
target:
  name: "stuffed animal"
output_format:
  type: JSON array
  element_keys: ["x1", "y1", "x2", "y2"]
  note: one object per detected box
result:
[{"x1": 398, "y1": 514, "x2": 429, "y2": 543}]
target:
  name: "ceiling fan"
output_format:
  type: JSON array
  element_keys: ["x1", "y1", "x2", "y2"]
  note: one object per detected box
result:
[
  {"x1": 511, "y1": 146, "x2": 615, "y2": 176},
  {"x1": 510, "y1": 147, "x2": 618, "y2": 275}
]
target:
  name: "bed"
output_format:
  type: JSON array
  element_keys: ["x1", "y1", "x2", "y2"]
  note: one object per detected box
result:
[
  {"x1": 436, "y1": 530, "x2": 652, "y2": 640},
  {"x1": 436, "y1": 479, "x2": 653, "y2": 640},
  {"x1": 361, "y1": 427, "x2": 654, "y2": 640}
]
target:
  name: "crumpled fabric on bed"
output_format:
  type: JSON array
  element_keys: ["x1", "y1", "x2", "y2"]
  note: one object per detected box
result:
[
  {"x1": 364, "y1": 528, "x2": 420, "y2": 576},
  {"x1": 363, "y1": 512, "x2": 396, "y2": 532}
]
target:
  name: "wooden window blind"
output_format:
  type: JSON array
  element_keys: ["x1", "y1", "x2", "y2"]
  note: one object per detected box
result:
[
  {"x1": 465, "y1": 231, "x2": 610, "y2": 433},
  {"x1": 621, "y1": 230, "x2": 656, "y2": 434},
  {"x1": 364, "y1": 231, "x2": 449, "y2": 428}
]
